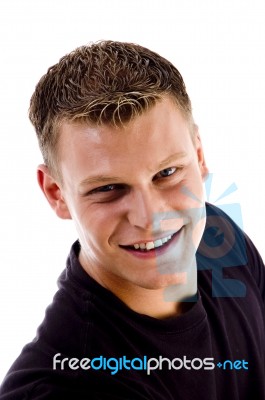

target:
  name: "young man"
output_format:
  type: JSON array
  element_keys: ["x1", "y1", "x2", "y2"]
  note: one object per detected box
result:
[{"x1": 0, "y1": 41, "x2": 264, "y2": 399}]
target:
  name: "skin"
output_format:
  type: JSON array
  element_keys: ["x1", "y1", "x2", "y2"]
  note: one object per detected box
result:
[{"x1": 38, "y1": 96, "x2": 208, "y2": 319}]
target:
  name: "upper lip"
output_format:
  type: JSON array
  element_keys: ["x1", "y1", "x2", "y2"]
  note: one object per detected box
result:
[{"x1": 119, "y1": 228, "x2": 182, "y2": 247}]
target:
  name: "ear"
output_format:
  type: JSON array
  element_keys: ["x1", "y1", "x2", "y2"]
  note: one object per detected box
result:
[
  {"x1": 193, "y1": 125, "x2": 209, "y2": 181},
  {"x1": 37, "y1": 164, "x2": 72, "y2": 220}
]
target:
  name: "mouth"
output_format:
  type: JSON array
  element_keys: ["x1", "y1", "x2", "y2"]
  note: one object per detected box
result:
[{"x1": 119, "y1": 228, "x2": 183, "y2": 258}]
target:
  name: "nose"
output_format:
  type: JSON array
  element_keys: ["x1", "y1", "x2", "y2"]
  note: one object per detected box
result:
[{"x1": 126, "y1": 188, "x2": 165, "y2": 230}]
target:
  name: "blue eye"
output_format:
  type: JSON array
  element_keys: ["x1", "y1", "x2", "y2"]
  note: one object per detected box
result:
[{"x1": 156, "y1": 167, "x2": 177, "y2": 178}]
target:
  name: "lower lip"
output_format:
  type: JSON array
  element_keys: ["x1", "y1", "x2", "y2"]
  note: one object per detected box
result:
[{"x1": 120, "y1": 228, "x2": 183, "y2": 259}]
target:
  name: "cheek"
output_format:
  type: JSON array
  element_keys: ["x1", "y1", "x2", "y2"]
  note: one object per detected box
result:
[
  {"x1": 182, "y1": 169, "x2": 205, "y2": 205},
  {"x1": 192, "y1": 214, "x2": 207, "y2": 249},
  {"x1": 169, "y1": 180, "x2": 203, "y2": 212},
  {"x1": 75, "y1": 205, "x2": 119, "y2": 245}
]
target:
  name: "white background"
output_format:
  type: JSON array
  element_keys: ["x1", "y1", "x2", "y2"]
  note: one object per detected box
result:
[{"x1": 0, "y1": 0, "x2": 264, "y2": 383}]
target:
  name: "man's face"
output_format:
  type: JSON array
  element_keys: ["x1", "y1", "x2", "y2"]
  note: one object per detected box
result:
[{"x1": 50, "y1": 97, "x2": 208, "y2": 291}]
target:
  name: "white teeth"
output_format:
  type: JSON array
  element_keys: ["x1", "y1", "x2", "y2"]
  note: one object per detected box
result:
[
  {"x1": 154, "y1": 239, "x2": 163, "y2": 248},
  {"x1": 146, "y1": 242, "x2": 155, "y2": 250},
  {"x1": 132, "y1": 234, "x2": 174, "y2": 251}
]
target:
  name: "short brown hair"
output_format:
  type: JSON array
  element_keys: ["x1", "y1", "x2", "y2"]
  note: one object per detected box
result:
[{"x1": 29, "y1": 40, "x2": 193, "y2": 178}]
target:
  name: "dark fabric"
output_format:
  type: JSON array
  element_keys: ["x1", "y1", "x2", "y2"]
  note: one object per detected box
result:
[{"x1": 0, "y1": 203, "x2": 264, "y2": 399}]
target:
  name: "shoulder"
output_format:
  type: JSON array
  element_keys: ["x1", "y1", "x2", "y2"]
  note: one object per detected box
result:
[{"x1": 0, "y1": 266, "x2": 95, "y2": 399}]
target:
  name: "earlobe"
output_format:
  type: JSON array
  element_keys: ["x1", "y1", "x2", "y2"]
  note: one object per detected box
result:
[{"x1": 37, "y1": 165, "x2": 72, "y2": 220}]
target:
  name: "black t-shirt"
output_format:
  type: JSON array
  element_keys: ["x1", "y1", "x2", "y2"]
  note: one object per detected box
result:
[{"x1": 0, "y1": 203, "x2": 264, "y2": 399}]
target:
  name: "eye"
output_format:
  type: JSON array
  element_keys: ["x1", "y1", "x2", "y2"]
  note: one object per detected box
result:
[
  {"x1": 85, "y1": 183, "x2": 127, "y2": 203},
  {"x1": 154, "y1": 167, "x2": 177, "y2": 180},
  {"x1": 92, "y1": 184, "x2": 117, "y2": 193}
]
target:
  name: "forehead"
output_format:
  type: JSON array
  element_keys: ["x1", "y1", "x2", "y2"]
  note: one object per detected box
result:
[{"x1": 58, "y1": 97, "x2": 194, "y2": 179}]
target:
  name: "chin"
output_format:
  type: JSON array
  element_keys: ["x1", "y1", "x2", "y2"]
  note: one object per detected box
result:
[{"x1": 137, "y1": 272, "x2": 188, "y2": 290}]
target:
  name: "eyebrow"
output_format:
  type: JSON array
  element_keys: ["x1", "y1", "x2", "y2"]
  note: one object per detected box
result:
[
  {"x1": 79, "y1": 175, "x2": 122, "y2": 188},
  {"x1": 79, "y1": 151, "x2": 187, "y2": 188},
  {"x1": 158, "y1": 151, "x2": 187, "y2": 169}
]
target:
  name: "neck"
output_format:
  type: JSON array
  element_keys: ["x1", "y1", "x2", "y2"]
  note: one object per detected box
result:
[
  {"x1": 112, "y1": 273, "x2": 197, "y2": 319},
  {"x1": 114, "y1": 286, "x2": 196, "y2": 319},
  {"x1": 79, "y1": 251, "x2": 197, "y2": 320}
]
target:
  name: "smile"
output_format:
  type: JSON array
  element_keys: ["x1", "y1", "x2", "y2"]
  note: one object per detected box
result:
[
  {"x1": 132, "y1": 234, "x2": 173, "y2": 251},
  {"x1": 120, "y1": 230, "x2": 181, "y2": 253}
]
